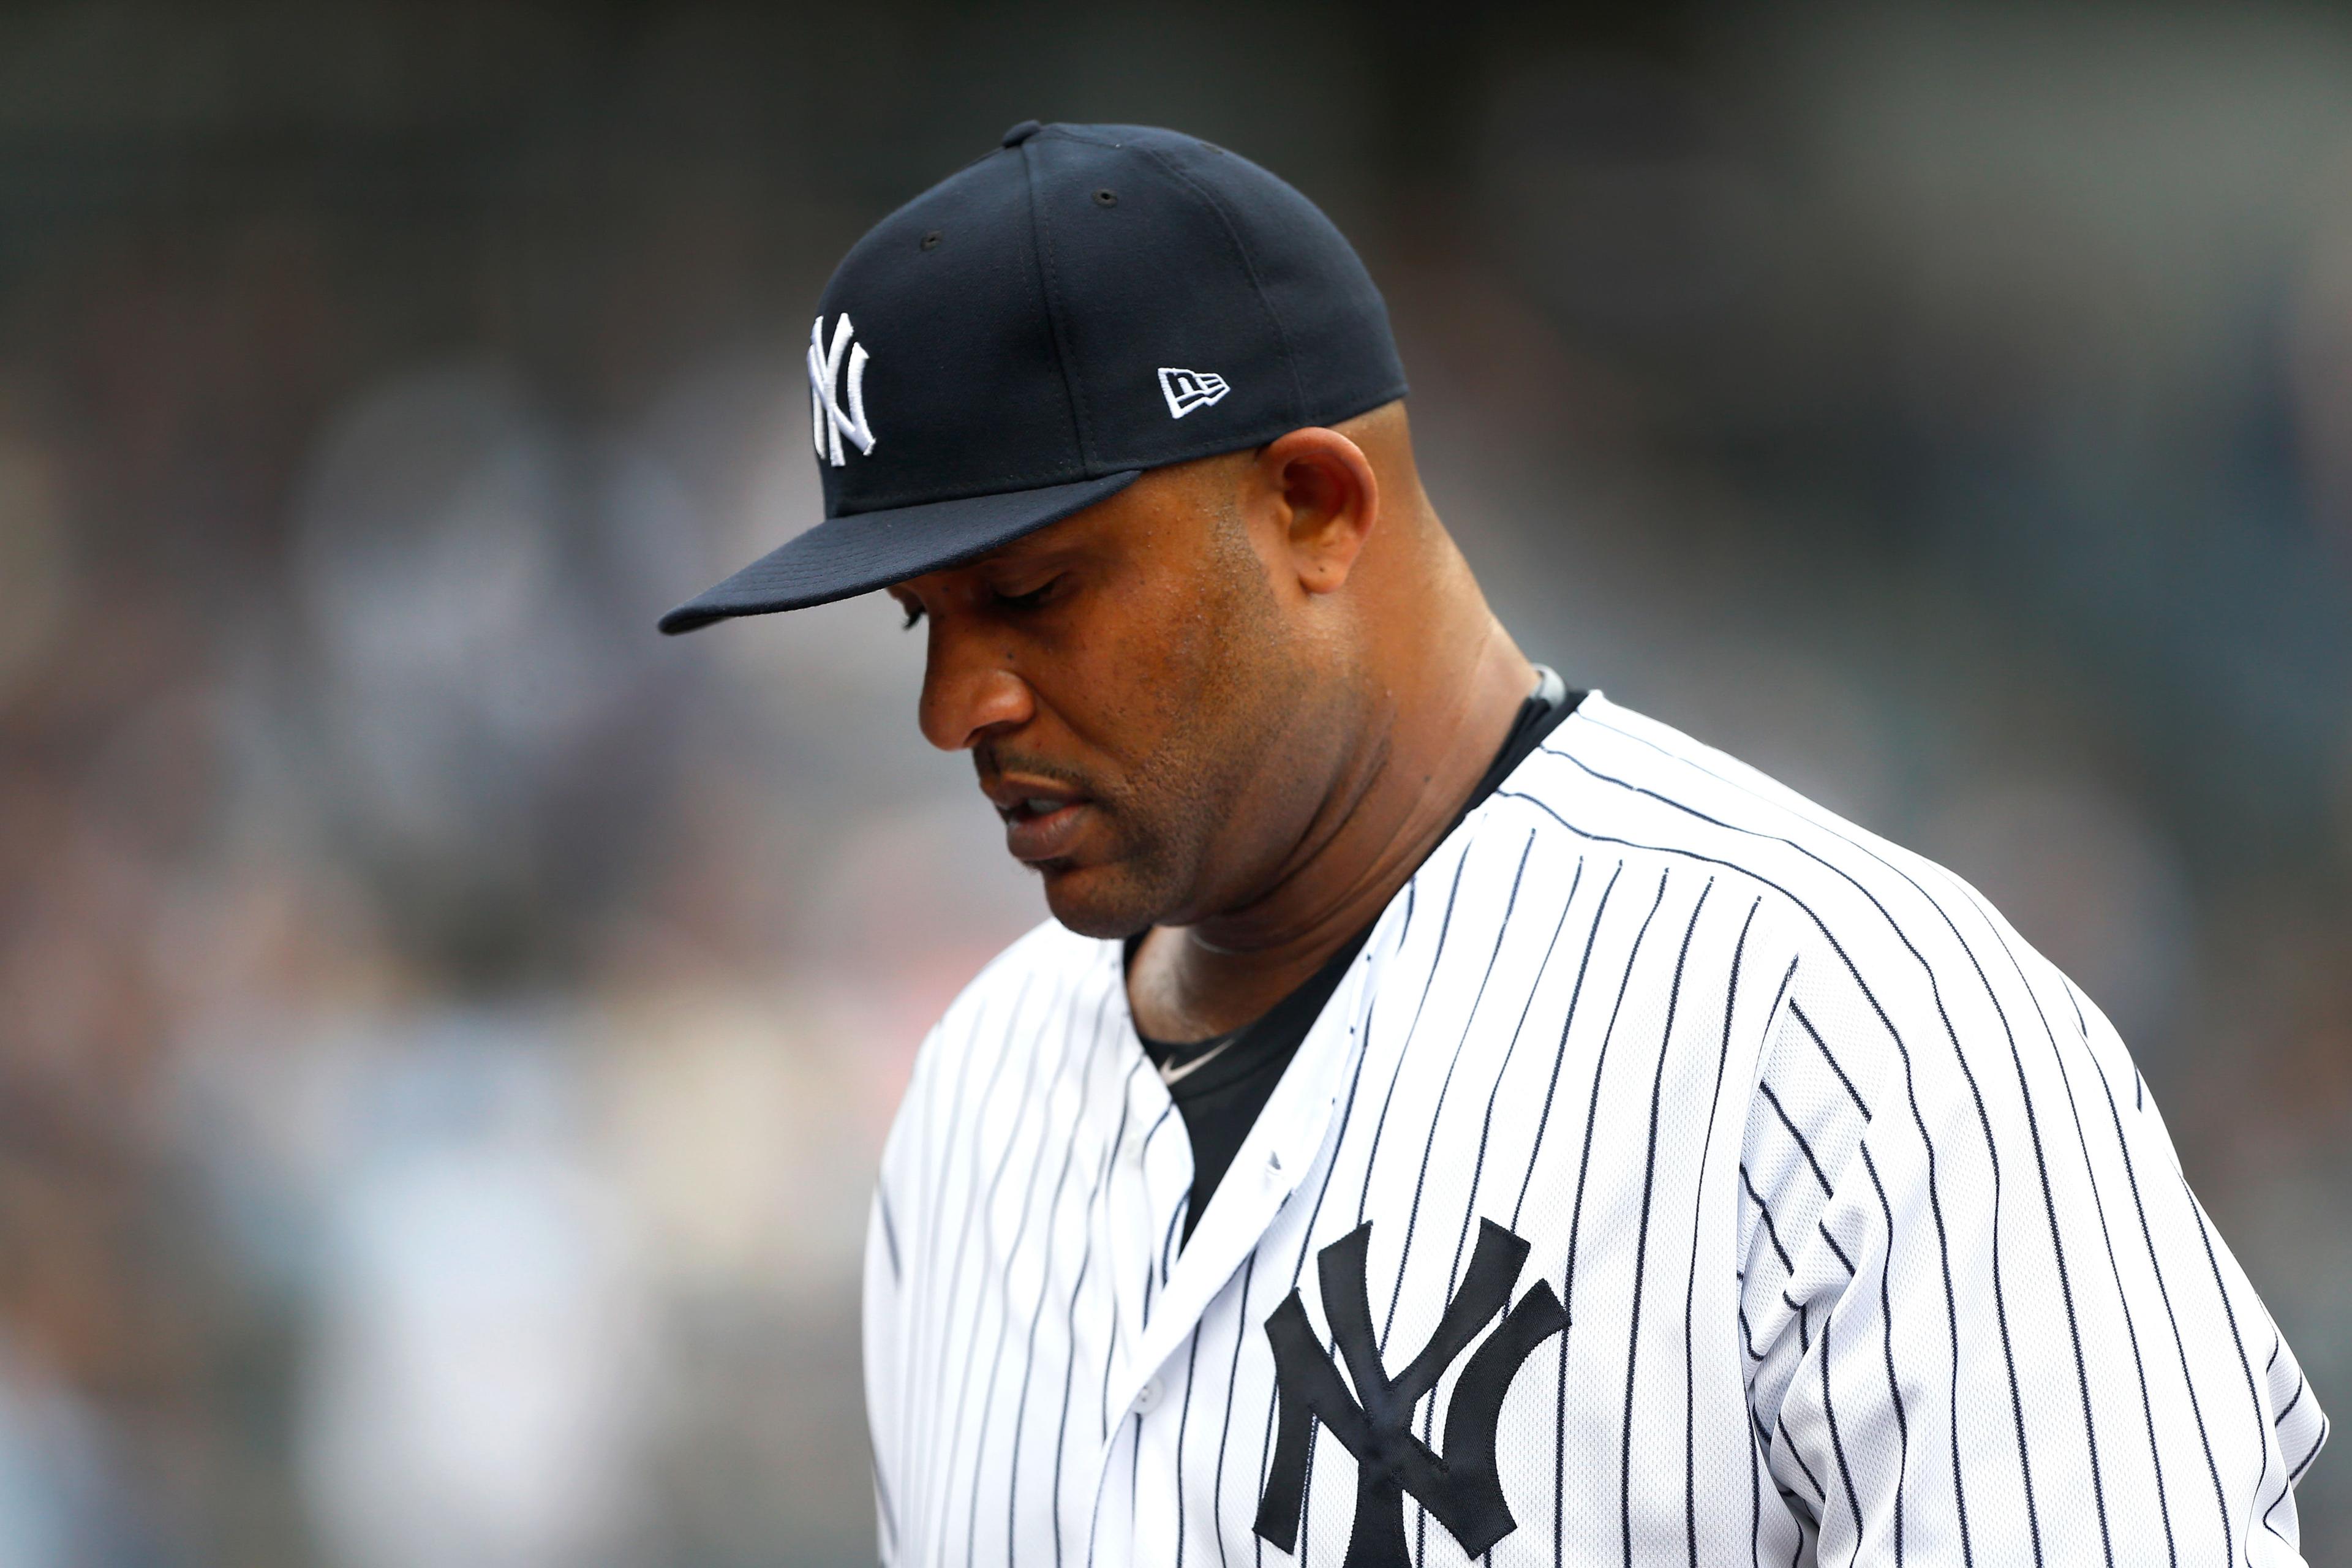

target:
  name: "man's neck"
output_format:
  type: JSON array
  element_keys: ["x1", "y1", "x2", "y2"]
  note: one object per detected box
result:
[{"x1": 1127, "y1": 615, "x2": 1535, "y2": 1044}]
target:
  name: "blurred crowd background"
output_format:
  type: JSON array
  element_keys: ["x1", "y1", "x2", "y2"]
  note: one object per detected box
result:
[{"x1": 1, "y1": 1, "x2": 2348, "y2": 1563}]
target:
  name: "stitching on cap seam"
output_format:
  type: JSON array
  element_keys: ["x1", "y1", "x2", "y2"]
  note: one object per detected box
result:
[
  {"x1": 1087, "y1": 418, "x2": 1371, "y2": 472},
  {"x1": 823, "y1": 496, "x2": 1122, "y2": 568},
  {"x1": 1129, "y1": 140, "x2": 1305, "y2": 422},
  {"x1": 1043, "y1": 126, "x2": 1137, "y2": 151},
  {"x1": 1082, "y1": 385, "x2": 1409, "y2": 472},
  {"x1": 826, "y1": 469, "x2": 1143, "y2": 519},
  {"x1": 1019, "y1": 137, "x2": 1093, "y2": 469}
]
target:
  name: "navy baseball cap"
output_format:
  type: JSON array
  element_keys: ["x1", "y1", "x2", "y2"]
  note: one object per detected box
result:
[{"x1": 657, "y1": 120, "x2": 1408, "y2": 634}]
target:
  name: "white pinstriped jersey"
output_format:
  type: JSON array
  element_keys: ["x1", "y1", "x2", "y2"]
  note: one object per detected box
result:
[{"x1": 863, "y1": 692, "x2": 2326, "y2": 1567}]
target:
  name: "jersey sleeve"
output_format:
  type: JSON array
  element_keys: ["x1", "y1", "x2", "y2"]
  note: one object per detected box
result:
[
  {"x1": 864, "y1": 1021, "x2": 937, "y2": 1568},
  {"x1": 1737, "y1": 919, "x2": 2326, "y2": 1566},
  {"x1": 864, "y1": 1177, "x2": 906, "y2": 1565}
]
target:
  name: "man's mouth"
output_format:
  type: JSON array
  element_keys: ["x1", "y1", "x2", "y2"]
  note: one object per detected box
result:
[{"x1": 984, "y1": 778, "x2": 1095, "y2": 864}]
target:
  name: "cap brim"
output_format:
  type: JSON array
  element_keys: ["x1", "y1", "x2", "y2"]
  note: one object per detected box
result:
[{"x1": 658, "y1": 470, "x2": 1143, "y2": 635}]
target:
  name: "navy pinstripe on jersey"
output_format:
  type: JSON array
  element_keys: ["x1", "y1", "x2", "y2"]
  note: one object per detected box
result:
[{"x1": 862, "y1": 692, "x2": 2326, "y2": 1567}]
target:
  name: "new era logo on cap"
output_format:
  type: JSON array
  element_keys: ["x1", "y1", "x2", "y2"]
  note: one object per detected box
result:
[{"x1": 1158, "y1": 366, "x2": 1229, "y2": 419}]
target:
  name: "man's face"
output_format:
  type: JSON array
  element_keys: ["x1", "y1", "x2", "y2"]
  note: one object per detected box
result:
[{"x1": 888, "y1": 458, "x2": 1341, "y2": 939}]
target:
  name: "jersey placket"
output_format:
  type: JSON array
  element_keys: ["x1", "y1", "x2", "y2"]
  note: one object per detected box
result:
[{"x1": 1087, "y1": 916, "x2": 1395, "y2": 1566}]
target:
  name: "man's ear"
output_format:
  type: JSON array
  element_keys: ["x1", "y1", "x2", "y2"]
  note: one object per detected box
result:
[{"x1": 1253, "y1": 426, "x2": 1379, "y2": 597}]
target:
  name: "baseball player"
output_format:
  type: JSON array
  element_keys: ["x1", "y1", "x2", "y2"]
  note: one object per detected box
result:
[{"x1": 661, "y1": 122, "x2": 2326, "y2": 1567}]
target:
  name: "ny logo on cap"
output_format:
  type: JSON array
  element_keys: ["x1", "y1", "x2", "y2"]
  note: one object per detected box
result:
[
  {"x1": 1254, "y1": 1219, "x2": 1566, "y2": 1568},
  {"x1": 1158, "y1": 366, "x2": 1230, "y2": 419},
  {"x1": 809, "y1": 314, "x2": 878, "y2": 466}
]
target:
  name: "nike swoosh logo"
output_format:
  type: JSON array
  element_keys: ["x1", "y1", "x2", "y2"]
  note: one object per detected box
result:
[{"x1": 1157, "y1": 1033, "x2": 1242, "y2": 1087}]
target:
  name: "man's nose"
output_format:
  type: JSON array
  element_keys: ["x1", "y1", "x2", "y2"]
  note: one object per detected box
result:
[{"x1": 916, "y1": 624, "x2": 1035, "y2": 751}]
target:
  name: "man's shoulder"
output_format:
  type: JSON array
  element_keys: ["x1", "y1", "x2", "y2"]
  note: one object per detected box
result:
[
  {"x1": 1477, "y1": 692, "x2": 2058, "y2": 1011},
  {"x1": 932, "y1": 918, "x2": 1110, "y2": 1042},
  {"x1": 890, "y1": 919, "x2": 1110, "y2": 1153},
  {"x1": 1488, "y1": 691, "x2": 1888, "y2": 857}
]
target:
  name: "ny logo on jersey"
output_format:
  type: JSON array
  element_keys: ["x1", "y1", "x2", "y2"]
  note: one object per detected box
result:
[
  {"x1": 1254, "y1": 1219, "x2": 1566, "y2": 1568},
  {"x1": 809, "y1": 313, "x2": 877, "y2": 466}
]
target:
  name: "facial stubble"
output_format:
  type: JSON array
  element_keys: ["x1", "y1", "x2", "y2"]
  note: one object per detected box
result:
[{"x1": 1034, "y1": 514, "x2": 1321, "y2": 940}]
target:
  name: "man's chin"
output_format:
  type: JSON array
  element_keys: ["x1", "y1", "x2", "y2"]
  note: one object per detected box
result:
[{"x1": 1036, "y1": 858, "x2": 1169, "y2": 941}]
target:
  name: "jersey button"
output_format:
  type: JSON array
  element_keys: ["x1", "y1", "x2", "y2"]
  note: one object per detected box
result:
[{"x1": 1134, "y1": 1377, "x2": 1164, "y2": 1413}]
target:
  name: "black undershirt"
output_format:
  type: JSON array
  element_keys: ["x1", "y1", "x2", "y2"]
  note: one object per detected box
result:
[{"x1": 1130, "y1": 668, "x2": 1584, "y2": 1243}]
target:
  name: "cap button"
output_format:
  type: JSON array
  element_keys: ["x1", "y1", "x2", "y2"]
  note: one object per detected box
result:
[{"x1": 1000, "y1": 119, "x2": 1043, "y2": 148}]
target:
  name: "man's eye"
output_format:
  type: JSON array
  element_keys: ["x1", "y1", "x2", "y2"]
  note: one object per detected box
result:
[
  {"x1": 898, "y1": 600, "x2": 925, "y2": 630},
  {"x1": 993, "y1": 577, "x2": 1062, "y2": 612}
]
